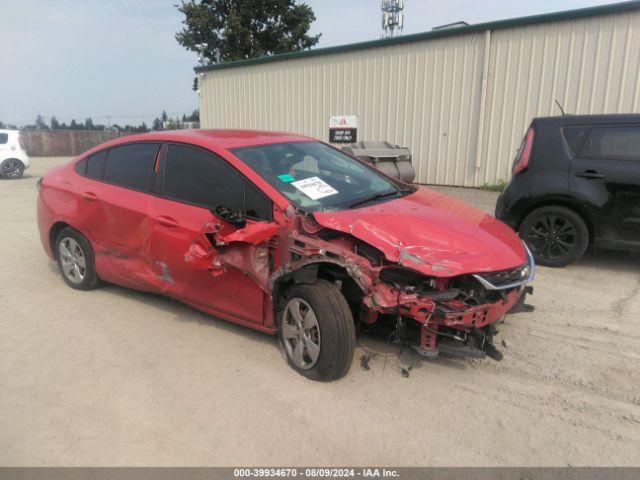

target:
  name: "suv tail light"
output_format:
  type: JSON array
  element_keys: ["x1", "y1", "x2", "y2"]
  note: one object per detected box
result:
[{"x1": 513, "y1": 126, "x2": 535, "y2": 175}]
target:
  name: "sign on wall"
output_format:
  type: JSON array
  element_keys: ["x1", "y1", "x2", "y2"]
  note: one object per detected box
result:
[{"x1": 329, "y1": 115, "x2": 358, "y2": 143}]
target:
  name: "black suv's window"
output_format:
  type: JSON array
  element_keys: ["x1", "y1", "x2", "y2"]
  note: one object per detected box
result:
[
  {"x1": 104, "y1": 143, "x2": 158, "y2": 191},
  {"x1": 562, "y1": 126, "x2": 592, "y2": 155},
  {"x1": 582, "y1": 125, "x2": 640, "y2": 160},
  {"x1": 0, "y1": 133, "x2": 8, "y2": 144},
  {"x1": 163, "y1": 144, "x2": 272, "y2": 220}
]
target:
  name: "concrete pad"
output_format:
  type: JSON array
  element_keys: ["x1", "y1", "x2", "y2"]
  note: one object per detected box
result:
[{"x1": 1, "y1": 157, "x2": 639, "y2": 466}]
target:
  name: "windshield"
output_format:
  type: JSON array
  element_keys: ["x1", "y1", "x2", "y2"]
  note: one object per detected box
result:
[{"x1": 232, "y1": 141, "x2": 413, "y2": 212}]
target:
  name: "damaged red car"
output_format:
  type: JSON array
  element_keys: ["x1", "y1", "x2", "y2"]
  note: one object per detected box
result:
[{"x1": 37, "y1": 130, "x2": 534, "y2": 381}]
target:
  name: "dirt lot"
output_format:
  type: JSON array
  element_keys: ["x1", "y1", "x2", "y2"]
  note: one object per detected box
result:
[{"x1": 1, "y1": 157, "x2": 639, "y2": 466}]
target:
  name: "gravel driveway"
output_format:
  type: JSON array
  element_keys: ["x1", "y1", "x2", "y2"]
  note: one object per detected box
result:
[{"x1": 1, "y1": 157, "x2": 639, "y2": 466}]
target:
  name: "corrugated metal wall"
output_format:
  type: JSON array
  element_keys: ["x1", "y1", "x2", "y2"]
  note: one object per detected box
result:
[{"x1": 199, "y1": 8, "x2": 640, "y2": 187}]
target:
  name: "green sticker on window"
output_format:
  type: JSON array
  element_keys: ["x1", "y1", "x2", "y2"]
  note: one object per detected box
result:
[{"x1": 278, "y1": 173, "x2": 295, "y2": 182}]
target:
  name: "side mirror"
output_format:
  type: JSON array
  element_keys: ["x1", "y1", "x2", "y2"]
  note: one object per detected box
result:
[{"x1": 211, "y1": 204, "x2": 246, "y2": 228}]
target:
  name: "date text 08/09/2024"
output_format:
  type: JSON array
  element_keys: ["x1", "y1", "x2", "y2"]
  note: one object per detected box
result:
[{"x1": 233, "y1": 468, "x2": 399, "y2": 478}]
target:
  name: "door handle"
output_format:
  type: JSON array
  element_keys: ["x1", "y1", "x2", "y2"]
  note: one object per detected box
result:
[
  {"x1": 155, "y1": 215, "x2": 179, "y2": 228},
  {"x1": 81, "y1": 191, "x2": 98, "y2": 201},
  {"x1": 575, "y1": 170, "x2": 604, "y2": 179}
]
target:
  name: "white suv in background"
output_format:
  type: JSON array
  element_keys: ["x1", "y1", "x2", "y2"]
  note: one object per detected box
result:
[{"x1": 0, "y1": 129, "x2": 30, "y2": 178}]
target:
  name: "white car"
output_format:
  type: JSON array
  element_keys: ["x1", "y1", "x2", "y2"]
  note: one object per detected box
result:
[{"x1": 0, "y1": 129, "x2": 30, "y2": 178}]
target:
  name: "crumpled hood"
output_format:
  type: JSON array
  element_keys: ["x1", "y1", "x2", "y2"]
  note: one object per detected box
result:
[{"x1": 313, "y1": 187, "x2": 526, "y2": 277}]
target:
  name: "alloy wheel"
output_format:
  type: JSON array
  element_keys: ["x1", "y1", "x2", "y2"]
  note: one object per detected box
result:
[
  {"x1": 2, "y1": 159, "x2": 23, "y2": 178},
  {"x1": 524, "y1": 214, "x2": 577, "y2": 261},
  {"x1": 281, "y1": 298, "x2": 321, "y2": 370},
  {"x1": 58, "y1": 237, "x2": 87, "y2": 284}
]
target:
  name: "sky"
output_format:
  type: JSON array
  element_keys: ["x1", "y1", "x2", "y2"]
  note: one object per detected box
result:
[{"x1": 0, "y1": 0, "x2": 622, "y2": 127}]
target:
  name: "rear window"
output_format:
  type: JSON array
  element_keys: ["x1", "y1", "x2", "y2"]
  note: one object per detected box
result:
[
  {"x1": 104, "y1": 143, "x2": 159, "y2": 192},
  {"x1": 0, "y1": 133, "x2": 8, "y2": 144},
  {"x1": 582, "y1": 125, "x2": 640, "y2": 160},
  {"x1": 562, "y1": 126, "x2": 592, "y2": 155}
]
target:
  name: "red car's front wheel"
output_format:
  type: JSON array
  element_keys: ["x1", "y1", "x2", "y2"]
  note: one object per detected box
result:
[{"x1": 277, "y1": 280, "x2": 355, "y2": 382}]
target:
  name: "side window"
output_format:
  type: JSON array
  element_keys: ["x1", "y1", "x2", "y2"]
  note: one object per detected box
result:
[
  {"x1": 104, "y1": 143, "x2": 158, "y2": 191},
  {"x1": 86, "y1": 150, "x2": 108, "y2": 179},
  {"x1": 164, "y1": 144, "x2": 272, "y2": 220},
  {"x1": 562, "y1": 126, "x2": 592, "y2": 155},
  {"x1": 245, "y1": 182, "x2": 273, "y2": 220},
  {"x1": 74, "y1": 158, "x2": 87, "y2": 175},
  {"x1": 0, "y1": 133, "x2": 8, "y2": 144},
  {"x1": 582, "y1": 126, "x2": 640, "y2": 160}
]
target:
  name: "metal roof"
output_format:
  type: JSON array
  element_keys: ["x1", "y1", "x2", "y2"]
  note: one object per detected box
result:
[
  {"x1": 195, "y1": 0, "x2": 640, "y2": 73},
  {"x1": 533, "y1": 113, "x2": 640, "y2": 124}
]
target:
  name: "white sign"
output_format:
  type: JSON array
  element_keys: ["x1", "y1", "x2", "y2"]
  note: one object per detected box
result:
[
  {"x1": 329, "y1": 115, "x2": 358, "y2": 129},
  {"x1": 291, "y1": 177, "x2": 339, "y2": 200}
]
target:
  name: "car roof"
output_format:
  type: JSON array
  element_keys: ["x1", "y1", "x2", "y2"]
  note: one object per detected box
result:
[
  {"x1": 532, "y1": 113, "x2": 640, "y2": 126},
  {"x1": 103, "y1": 129, "x2": 316, "y2": 150}
]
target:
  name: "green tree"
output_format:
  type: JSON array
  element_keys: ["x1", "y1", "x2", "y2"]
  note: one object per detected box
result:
[
  {"x1": 51, "y1": 116, "x2": 60, "y2": 129},
  {"x1": 35, "y1": 115, "x2": 49, "y2": 129},
  {"x1": 176, "y1": 0, "x2": 320, "y2": 88},
  {"x1": 187, "y1": 109, "x2": 200, "y2": 122}
]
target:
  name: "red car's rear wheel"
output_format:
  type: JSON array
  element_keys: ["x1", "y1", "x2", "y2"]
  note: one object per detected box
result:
[{"x1": 55, "y1": 227, "x2": 101, "y2": 290}]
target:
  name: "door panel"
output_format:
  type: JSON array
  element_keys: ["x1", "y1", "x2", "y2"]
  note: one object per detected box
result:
[
  {"x1": 149, "y1": 197, "x2": 267, "y2": 324},
  {"x1": 570, "y1": 125, "x2": 640, "y2": 245},
  {"x1": 74, "y1": 143, "x2": 161, "y2": 291},
  {"x1": 83, "y1": 181, "x2": 158, "y2": 291},
  {"x1": 149, "y1": 143, "x2": 277, "y2": 325}
]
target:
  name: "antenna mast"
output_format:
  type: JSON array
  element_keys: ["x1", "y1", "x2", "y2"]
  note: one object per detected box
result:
[{"x1": 381, "y1": 0, "x2": 405, "y2": 38}]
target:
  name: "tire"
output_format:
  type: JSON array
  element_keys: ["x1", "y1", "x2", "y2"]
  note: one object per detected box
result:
[
  {"x1": 54, "y1": 227, "x2": 101, "y2": 290},
  {"x1": 0, "y1": 159, "x2": 25, "y2": 178},
  {"x1": 519, "y1": 206, "x2": 589, "y2": 267},
  {"x1": 277, "y1": 280, "x2": 355, "y2": 382}
]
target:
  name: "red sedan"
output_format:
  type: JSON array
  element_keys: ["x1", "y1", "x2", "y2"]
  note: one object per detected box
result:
[{"x1": 37, "y1": 130, "x2": 534, "y2": 381}]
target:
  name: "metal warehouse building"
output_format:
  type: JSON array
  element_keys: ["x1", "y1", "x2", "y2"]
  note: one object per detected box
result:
[{"x1": 196, "y1": 1, "x2": 640, "y2": 187}]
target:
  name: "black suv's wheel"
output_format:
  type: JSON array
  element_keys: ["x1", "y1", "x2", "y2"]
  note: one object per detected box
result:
[
  {"x1": 55, "y1": 227, "x2": 101, "y2": 290},
  {"x1": 519, "y1": 206, "x2": 589, "y2": 267},
  {"x1": 277, "y1": 280, "x2": 355, "y2": 382},
  {"x1": 0, "y1": 159, "x2": 25, "y2": 178}
]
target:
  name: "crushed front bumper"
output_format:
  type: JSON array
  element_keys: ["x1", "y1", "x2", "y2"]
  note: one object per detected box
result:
[{"x1": 367, "y1": 243, "x2": 536, "y2": 361}]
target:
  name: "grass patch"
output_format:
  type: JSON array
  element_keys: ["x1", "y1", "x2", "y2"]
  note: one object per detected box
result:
[{"x1": 480, "y1": 180, "x2": 508, "y2": 192}]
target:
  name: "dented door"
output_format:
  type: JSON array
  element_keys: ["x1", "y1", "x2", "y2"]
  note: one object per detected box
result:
[
  {"x1": 150, "y1": 143, "x2": 277, "y2": 325},
  {"x1": 78, "y1": 143, "x2": 161, "y2": 291},
  {"x1": 148, "y1": 197, "x2": 271, "y2": 325}
]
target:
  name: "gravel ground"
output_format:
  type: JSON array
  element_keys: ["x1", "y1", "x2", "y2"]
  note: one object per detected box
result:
[{"x1": 1, "y1": 157, "x2": 639, "y2": 466}]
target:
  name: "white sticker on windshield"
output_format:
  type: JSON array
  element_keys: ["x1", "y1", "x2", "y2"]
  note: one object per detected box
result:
[{"x1": 291, "y1": 177, "x2": 338, "y2": 200}]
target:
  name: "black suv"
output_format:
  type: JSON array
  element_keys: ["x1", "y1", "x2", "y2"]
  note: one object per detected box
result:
[{"x1": 496, "y1": 114, "x2": 640, "y2": 267}]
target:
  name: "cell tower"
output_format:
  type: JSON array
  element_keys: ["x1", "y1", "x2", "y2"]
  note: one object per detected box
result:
[{"x1": 381, "y1": 0, "x2": 405, "y2": 38}]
